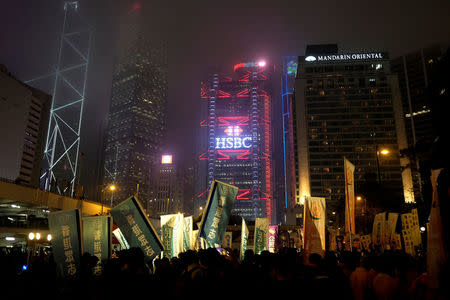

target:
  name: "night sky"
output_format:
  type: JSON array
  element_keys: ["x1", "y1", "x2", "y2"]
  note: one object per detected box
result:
[{"x1": 1, "y1": 0, "x2": 450, "y2": 196}]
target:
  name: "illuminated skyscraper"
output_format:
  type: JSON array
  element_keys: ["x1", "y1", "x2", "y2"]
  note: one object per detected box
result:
[
  {"x1": 102, "y1": 5, "x2": 167, "y2": 206},
  {"x1": 281, "y1": 56, "x2": 298, "y2": 210},
  {"x1": 198, "y1": 61, "x2": 274, "y2": 222},
  {"x1": 292, "y1": 45, "x2": 415, "y2": 213},
  {"x1": 147, "y1": 155, "x2": 183, "y2": 217}
]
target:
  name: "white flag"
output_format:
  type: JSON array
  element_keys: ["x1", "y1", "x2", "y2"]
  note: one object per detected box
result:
[
  {"x1": 240, "y1": 218, "x2": 249, "y2": 260},
  {"x1": 160, "y1": 213, "x2": 184, "y2": 258}
]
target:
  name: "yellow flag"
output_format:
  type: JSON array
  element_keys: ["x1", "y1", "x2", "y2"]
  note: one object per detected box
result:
[
  {"x1": 303, "y1": 196, "x2": 326, "y2": 262},
  {"x1": 344, "y1": 157, "x2": 355, "y2": 234}
]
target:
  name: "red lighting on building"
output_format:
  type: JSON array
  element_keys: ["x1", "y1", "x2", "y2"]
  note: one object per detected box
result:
[
  {"x1": 233, "y1": 63, "x2": 245, "y2": 72},
  {"x1": 216, "y1": 149, "x2": 250, "y2": 160},
  {"x1": 237, "y1": 189, "x2": 251, "y2": 200},
  {"x1": 234, "y1": 61, "x2": 268, "y2": 72},
  {"x1": 224, "y1": 126, "x2": 243, "y2": 136},
  {"x1": 199, "y1": 61, "x2": 273, "y2": 222},
  {"x1": 197, "y1": 189, "x2": 208, "y2": 198},
  {"x1": 239, "y1": 72, "x2": 250, "y2": 82},
  {"x1": 199, "y1": 152, "x2": 207, "y2": 160},
  {"x1": 217, "y1": 90, "x2": 231, "y2": 98},
  {"x1": 217, "y1": 116, "x2": 250, "y2": 127},
  {"x1": 132, "y1": 3, "x2": 141, "y2": 11},
  {"x1": 237, "y1": 89, "x2": 250, "y2": 97}
]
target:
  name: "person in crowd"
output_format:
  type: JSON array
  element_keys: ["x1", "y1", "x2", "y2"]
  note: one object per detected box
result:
[
  {"x1": 372, "y1": 252, "x2": 400, "y2": 300},
  {"x1": 2, "y1": 243, "x2": 445, "y2": 300},
  {"x1": 350, "y1": 255, "x2": 372, "y2": 300}
]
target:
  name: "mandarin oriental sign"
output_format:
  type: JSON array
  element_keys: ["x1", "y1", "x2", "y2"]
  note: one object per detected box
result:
[{"x1": 305, "y1": 52, "x2": 384, "y2": 62}]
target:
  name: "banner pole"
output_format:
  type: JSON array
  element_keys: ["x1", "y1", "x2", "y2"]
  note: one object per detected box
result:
[{"x1": 350, "y1": 233, "x2": 353, "y2": 252}]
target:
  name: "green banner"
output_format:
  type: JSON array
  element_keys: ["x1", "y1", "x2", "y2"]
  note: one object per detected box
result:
[
  {"x1": 199, "y1": 180, "x2": 238, "y2": 248},
  {"x1": 254, "y1": 218, "x2": 269, "y2": 254},
  {"x1": 82, "y1": 215, "x2": 111, "y2": 275},
  {"x1": 48, "y1": 209, "x2": 82, "y2": 278},
  {"x1": 183, "y1": 216, "x2": 193, "y2": 251},
  {"x1": 110, "y1": 196, "x2": 164, "y2": 260},
  {"x1": 161, "y1": 224, "x2": 173, "y2": 258}
]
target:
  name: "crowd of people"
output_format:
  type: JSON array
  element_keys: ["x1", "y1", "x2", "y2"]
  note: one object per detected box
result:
[{"x1": 1, "y1": 246, "x2": 448, "y2": 299}]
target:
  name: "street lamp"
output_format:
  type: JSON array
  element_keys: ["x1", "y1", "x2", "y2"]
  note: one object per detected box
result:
[
  {"x1": 100, "y1": 184, "x2": 117, "y2": 213},
  {"x1": 376, "y1": 145, "x2": 390, "y2": 184},
  {"x1": 356, "y1": 195, "x2": 366, "y2": 215},
  {"x1": 380, "y1": 149, "x2": 389, "y2": 155},
  {"x1": 108, "y1": 184, "x2": 117, "y2": 208}
]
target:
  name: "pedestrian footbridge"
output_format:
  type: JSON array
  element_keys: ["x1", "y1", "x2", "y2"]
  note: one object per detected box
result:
[{"x1": 0, "y1": 180, "x2": 108, "y2": 247}]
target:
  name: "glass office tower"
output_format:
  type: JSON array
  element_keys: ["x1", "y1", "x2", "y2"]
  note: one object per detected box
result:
[{"x1": 102, "y1": 6, "x2": 168, "y2": 206}]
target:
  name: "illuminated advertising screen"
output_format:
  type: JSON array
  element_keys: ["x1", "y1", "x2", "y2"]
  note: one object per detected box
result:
[
  {"x1": 161, "y1": 155, "x2": 172, "y2": 164},
  {"x1": 286, "y1": 60, "x2": 298, "y2": 76}
]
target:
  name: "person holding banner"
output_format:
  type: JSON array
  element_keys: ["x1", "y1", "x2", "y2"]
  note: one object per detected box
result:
[
  {"x1": 197, "y1": 180, "x2": 239, "y2": 248},
  {"x1": 48, "y1": 209, "x2": 82, "y2": 278},
  {"x1": 110, "y1": 196, "x2": 164, "y2": 261}
]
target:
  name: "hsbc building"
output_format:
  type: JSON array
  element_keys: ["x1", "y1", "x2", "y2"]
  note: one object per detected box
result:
[{"x1": 197, "y1": 61, "x2": 274, "y2": 222}]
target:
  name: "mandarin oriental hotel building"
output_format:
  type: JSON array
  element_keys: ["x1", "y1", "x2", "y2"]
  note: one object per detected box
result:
[{"x1": 292, "y1": 45, "x2": 414, "y2": 212}]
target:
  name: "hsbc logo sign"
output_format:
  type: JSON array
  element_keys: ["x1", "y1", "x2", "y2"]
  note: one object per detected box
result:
[{"x1": 215, "y1": 137, "x2": 252, "y2": 149}]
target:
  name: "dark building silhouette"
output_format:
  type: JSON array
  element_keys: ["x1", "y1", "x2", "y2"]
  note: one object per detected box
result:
[
  {"x1": 391, "y1": 45, "x2": 445, "y2": 201},
  {"x1": 101, "y1": 5, "x2": 168, "y2": 206}
]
